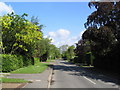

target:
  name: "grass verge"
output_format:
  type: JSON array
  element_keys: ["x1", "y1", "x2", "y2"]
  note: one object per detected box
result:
[
  {"x1": 46, "y1": 59, "x2": 55, "y2": 62},
  {"x1": 10, "y1": 62, "x2": 49, "y2": 74},
  {"x1": 2, "y1": 78, "x2": 29, "y2": 83}
]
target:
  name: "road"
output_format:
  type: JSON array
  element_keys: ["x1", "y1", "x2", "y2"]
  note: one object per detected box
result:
[{"x1": 50, "y1": 59, "x2": 119, "y2": 88}]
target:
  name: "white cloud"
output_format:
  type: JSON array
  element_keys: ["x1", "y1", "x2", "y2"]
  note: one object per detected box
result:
[
  {"x1": 0, "y1": 2, "x2": 14, "y2": 16},
  {"x1": 57, "y1": 29, "x2": 70, "y2": 39},
  {"x1": 48, "y1": 32, "x2": 56, "y2": 37},
  {"x1": 48, "y1": 29, "x2": 70, "y2": 40},
  {"x1": 44, "y1": 29, "x2": 86, "y2": 47}
]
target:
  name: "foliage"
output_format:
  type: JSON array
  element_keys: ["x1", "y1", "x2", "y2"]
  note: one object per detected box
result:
[
  {"x1": 2, "y1": 54, "x2": 23, "y2": 72},
  {"x1": 2, "y1": 13, "x2": 42, "y2": 65},
  {"x1": 22, "y1": 56, "x2": 33, "y2": 66},
  {"x1": 77, "y1": 1, "x2": 120, "y2": 72},
  {"x1": 1, "y1": 13, "x2": 43, "y2": 66},
  {"x1": 35, "y1": 38, "x2": 61, "y2": 62},
  {"x1": 34, "y1": 58, "x2": 40, "y2": 64},
  {"x1": 38, "y1": 38, "x2": 51, "y2": 61},
  {"x1": 49, "y1": 44, "x2": 61, "y2": 59},
  {"x1": 62, "y1": 45, "x2": 75, "y2": 61},
  {"x1": 59, "y1": 45, "x2": 69, "y2": 54},
  {"x1": 1, "y1": 12, "x2": 62, "y2": 74},
  {"x1": 1, "y1": 13, "x2": 61, "y2": 73},
  {"x1": 67, "y1": 45, "x2": 75, "y2": 59},
  {"x1": 74, "y1": 39, "x2": 93, "y2": 65},
  {"x1": 46, "y1": 59, "x2": 55, "y2": 62}
]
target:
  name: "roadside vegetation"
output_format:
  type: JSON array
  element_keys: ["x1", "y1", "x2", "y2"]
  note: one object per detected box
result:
[
  {"x1": 11, "y1": 62, "x2": 49, "y2": 74},
  {"x1": 2, "y1": 78, "x2": 29, "y2": 83},
  {"x1": 46, "y1": 59, "x2": 55, "y2": 62},
  {"x1": 75, "y1": 2, "x2": 119, "y2": 73},
  {"x1": 60, "y1": 45, "x2": 75, "y2": 61},
  {"x1": 1, "y1": 1, "x2": 119, "y2": 77},
  {"x1": 60, "y1": 1, "x2": 119, "y2": 73},
  {"x1": 1, "y1": 13, "x2": 60, "y2": 73}
]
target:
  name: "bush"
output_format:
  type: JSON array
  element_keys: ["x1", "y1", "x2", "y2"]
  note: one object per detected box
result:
[
  {"x1": 2, "y1": 54, "x2": 23, "y2": 72},
  {"x1": 22, "y1": 56, "x2": 33, "y2": 67},
  {"x1": 17, "y1": 55, "x2": 24, "y2": 68}
]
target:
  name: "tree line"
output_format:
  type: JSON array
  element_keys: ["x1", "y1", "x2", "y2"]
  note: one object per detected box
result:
[
  {"x1": 60, "y1": 45, "x2": 75, "y2": 61},
  {"x1": 1, "y1": 13, "x2": 60, "y2": 72},
  {"x1": 60, "y1": 1, "x2": 119, "y2": 73},
  {"x1": 73, "y1": 1, "x2": 119, "y2": 73}
]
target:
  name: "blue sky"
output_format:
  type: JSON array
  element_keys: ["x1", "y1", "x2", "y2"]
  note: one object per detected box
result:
[{"x1": 0, "y1": 2, "x2": 96, "y2": 47}]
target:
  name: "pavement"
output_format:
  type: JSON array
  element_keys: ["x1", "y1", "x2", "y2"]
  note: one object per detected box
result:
[
  {"x1": 2, "y1": 83, "x2": 26, "y2": 88},
  {"x1": 2, "y1": 64, "x2": 53, "y2": 89},
  {"x1": 50, "y1": 60, "x2": 120, "y2": 88}
]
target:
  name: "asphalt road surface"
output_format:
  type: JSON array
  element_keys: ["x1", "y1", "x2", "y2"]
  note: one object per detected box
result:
[{"x1": 50, "y1": 59, "x2": 119, "y2": 88}]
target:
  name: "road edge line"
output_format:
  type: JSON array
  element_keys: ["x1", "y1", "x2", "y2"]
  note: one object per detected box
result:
[
  {"x1": 83, "y1": 76, "x2": 96, "y2": 84},
  {"x1": 21, "y1": 83, "x2": 28, "y2": 88},
  {"x1": 47, "y1": 64, "x2": 53, "y2": 88}
]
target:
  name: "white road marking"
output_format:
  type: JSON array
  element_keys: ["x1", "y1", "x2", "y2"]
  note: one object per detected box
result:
[
  {"x1": 48, "y1": 68, "x2": 53, "y2": 88},
  {"x1": 22, "y1": 83, "x2": 28, "y2": 88},
  {"x1": 27, "y1": 79, "x2": 41, "y2": 82},
  {"x1": 83, "y1": 76, "x2": 96, "y2": 84},
  {"x1": 28, "y1": 79, "x2": 34, "y2": 81},
  {"x1": 35, "y1": 80, "x2": 41, "y2": 81}
]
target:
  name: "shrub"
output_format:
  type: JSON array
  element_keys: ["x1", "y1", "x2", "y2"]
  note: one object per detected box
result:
[
  {"x1": 17, "y1": 55, "x2": 24, "y2": 68},
  {"x1": 2, "y1": 54, "x2": 23, "y2": 72},
  {"x1": 22, "y1": 56, "x2": 33, "y2": 67}
]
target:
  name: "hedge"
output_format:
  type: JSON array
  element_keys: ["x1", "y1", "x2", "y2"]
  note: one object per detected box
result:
[
  {"x1": 17, "y1": 55, "x2": 24, "y2": 68},
  {"x1": 2, "y1": 54, "x2": 23, "y2": 72},
  {"x1": 2, "y1": 54, "x2": 40, "y2": 72},
  {"x1": 22, "y1": 56, "x2": 33, "y2": 66}
]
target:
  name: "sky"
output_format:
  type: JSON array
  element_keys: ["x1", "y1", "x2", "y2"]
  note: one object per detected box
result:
[{"x1": 0, "y1": 2, "x2": 96, "y2": 47}]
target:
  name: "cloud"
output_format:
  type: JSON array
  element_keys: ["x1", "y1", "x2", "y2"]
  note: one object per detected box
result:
[
  {"x1": 0, "y1": 2, "x2": 14, "y2": 16},
  {"x1": 56, "y1": 29, "x2": 70, "y2": 39},
  {"x1": 48, "y1": 29, "x2": 70, "y2": 39},
  {"x1": 44, "y1": 29, "x2": 85, "y2": 47},
  {"x1": 48, "y1": 32, "x2": 56, "y2": 37}
]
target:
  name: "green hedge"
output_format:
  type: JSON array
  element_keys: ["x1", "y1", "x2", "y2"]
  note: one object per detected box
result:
[
  {"x1": 22, "y1": 56, "x2": 33, "y2": 66},
  {"x1": 17, "y1": 55, "x2": 24, "y2": 68},
  {"x1": 2, "y1": 54, "x2": 23, "y2": 72},
  {"x1": 2, "y1": 54, "x2": 40, "y2": 72}
]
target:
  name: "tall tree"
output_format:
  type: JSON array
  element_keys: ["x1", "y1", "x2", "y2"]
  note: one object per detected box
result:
[
  {"x1": 83, "y1": 1, "x2": 120, "y2": 71},
  {"x1": 74, "y1": 39, "x2": 91, "y2": 65},
  {"x1": 2, "y1": 13, "x2": 42, "y2": 65}
]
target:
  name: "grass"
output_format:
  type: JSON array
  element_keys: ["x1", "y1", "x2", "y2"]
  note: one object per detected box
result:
[
  {"x1": 10, "y1": 62, "x2": 49, "y2": 74},
  {"x1": 1, "y1": 78, "x2": 29, "y2": 83},
  {"x1": 46, "y1": 59, "x2": 55, "y2": 62}
]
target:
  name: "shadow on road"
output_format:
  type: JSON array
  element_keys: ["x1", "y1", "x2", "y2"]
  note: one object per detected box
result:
[{"x1": 53, "y1": 61, "x2": 120, "y2": 85}]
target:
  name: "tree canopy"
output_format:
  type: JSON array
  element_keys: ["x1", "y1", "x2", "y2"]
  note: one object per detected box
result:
[
  {"x1": 1, "y1": 13, "x2": 61, "y2": 67},
  {"x1": 74, "y1": 1, "x2": 120, "y2": 72}
]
